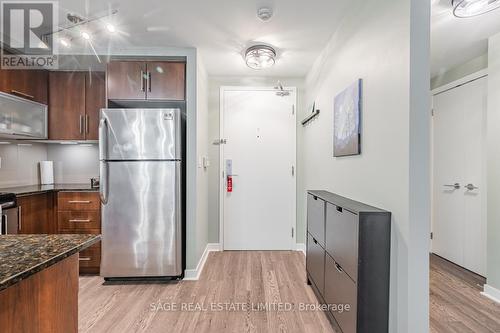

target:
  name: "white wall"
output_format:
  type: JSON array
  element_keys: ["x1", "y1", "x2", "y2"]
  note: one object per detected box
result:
[
  {"x1": 207, "y1": 76, "x2": 306, "y2": 244},
  {"x1": 299, "y1": 0, "x2": 430, "y2": 332},
  {"x1": 190, "y1": 51, "x2": 210, "y2": 270},
  {"x1": 431, "y1": 54, "x2": 488, "y2": 89},
  {"x1": 486, "y1": 32, "x2": 500, "y2": 294}
]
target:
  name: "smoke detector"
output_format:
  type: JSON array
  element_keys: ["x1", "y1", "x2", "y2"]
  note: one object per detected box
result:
[{"x1": 257, "y1": 7, "x2": 273, "y2": 21}]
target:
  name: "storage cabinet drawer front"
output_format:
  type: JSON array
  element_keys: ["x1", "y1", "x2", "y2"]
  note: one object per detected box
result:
[
  {"x1": 326, "y1": 203, "x2": 359, "y2": 280},
  {"x1": 306, "y1": 233, "x2": 325, "y2": 294},
  {"x1": 79, "y1": 243, "x2": 101, "y2": 268},
  {"x1": 325, "y1": 254, "x2": 357, "y2": 333},
  {"x1": 307, "y1": 194, "x2": 325, "y2": 247},
  {"x1": 58, "y1": 211, "x2": 100, "y2": 230},
  {"x1": 58, "y1": 192, "x2": 100, "y2": 211}
]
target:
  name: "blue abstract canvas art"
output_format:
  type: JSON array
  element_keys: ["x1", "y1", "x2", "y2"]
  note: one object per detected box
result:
[{"x1": 333, "y1": 79, "x2": 362, "y2": 157}]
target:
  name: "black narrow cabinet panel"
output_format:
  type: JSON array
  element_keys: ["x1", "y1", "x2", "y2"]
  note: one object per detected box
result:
[{"x1": 306, "y1": 190, "x2": 391, "y2": 333}]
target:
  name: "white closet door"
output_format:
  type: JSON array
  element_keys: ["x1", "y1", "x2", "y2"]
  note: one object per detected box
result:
[{"x1": 432, "y1": 76, "x2": 487, "y2": 276}]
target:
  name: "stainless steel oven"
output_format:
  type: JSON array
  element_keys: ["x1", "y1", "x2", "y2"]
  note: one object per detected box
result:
[
  {"x1": 1, "y1": 206, "x2": 18, "y2": 234},
  {"x1": 0, "y1": 193, "x2": 18, "y2": 235}
]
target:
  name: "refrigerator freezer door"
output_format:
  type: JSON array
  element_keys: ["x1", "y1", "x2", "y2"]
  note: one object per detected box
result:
[
  {"x1": 100, "y1": 161, "x2": 182, "y2": 277},
  {"x1": 100, "y1": 108, "x2": 182, "y2": 161}
]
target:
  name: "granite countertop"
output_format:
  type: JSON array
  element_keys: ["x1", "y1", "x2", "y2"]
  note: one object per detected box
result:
[
  {"x1": 0, "y1": 183, "x2": 99, "y2": 196},
  {"x1": 0, "y1": 234, "x2": 100, "y2": 291}
]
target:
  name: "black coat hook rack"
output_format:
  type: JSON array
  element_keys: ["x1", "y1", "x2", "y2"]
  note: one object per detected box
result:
[{"x1": 301, "y1": 109, "x2": 320, "y2": 126}]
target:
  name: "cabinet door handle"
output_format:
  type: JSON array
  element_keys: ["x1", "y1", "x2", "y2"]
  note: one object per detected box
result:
[
  {"x1": 79, "y1": 115, "x2": 84, "y2": 134},
  {"x1": 18, "y1": 206, "x2": 22, "y2": 232},
  {"x1": 69, "y1": 219, "x2": 90, "y2": 223},
  {"x1": 68, "y1": 200, "x2": 91, "y2": 204},
  {"x1": 79, "y1": 257, "x2": 92, "y2": 261},
  {"x1": 147, "y1": 71, "x2": 152, "y2": 92},
  {"x1": 85, "y1": 114, "x2": 89, "y2": 134},
  {"x1": 11, "y1": 90, "x2": 34, "y2": 100},
  {"x1": 140, "y1": 70, "x2": 145, "y2": 92}
]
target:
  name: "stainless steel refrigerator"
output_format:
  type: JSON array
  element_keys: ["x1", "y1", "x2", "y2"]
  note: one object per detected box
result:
[{"x1": 99, "y1": 108, "x2": 183, "y2": 279}]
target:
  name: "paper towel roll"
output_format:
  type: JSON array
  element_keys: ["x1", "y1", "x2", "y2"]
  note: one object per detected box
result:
[{"x1": 39, "y1": 161, "x2": 54, "y2": 185}]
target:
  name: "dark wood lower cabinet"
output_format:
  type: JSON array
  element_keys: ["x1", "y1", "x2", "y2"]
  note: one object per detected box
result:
[
  {"x1": 57, "y1": 191, "x2": 101, "y2": 274},
  {"x1": 0, "y1": 254, "x2": 78, "y2": 333},
  {"x1": 17, "y1": 192, "x2": 55, "y2": 234},
  {"x1": 15, "y1": 191, "x2": 101, "y2": 275}
]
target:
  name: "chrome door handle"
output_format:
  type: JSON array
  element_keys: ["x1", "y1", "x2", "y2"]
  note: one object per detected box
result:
[
  {"x1": 99, "y1": 117, "x2": 108, "y2": 160},
  {"x1": 79, "y1": 257, "x2": 91, "y2": 261},
  {"x1": 68, "y1": 200, "x2": 91, "y2": 204},
  {"x1": 464, "y1": 183, "x2": 479, "y2": 191},
  {"x1": 69, "y1": 219, "x2": 91, "y2": 223},
  {"x1": 100, "y1": 161, "x2": 108, "y2": 204},
  {"x1": 443, "y1": 183, "x2": 460, "y2": 190}
]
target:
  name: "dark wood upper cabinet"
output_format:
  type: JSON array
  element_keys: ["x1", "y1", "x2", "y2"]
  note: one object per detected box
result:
[
  {"x1": 17, "y1": 192, "x2": 55, "y2": 234},
  {"x1": 106, "y1": 61, "x2": 147, "y2": 100},
  {"x1": 0, "y1": 68, "x2": 48, "y2": 104},
  {"x1": 48, "y1": 71, "x2": 105, "y2": 140},
  {"x1": 49, "y1": 71, "x2": 86, "y2": 140},
  {"x1": 85, "y1": 72, "x2": 106, "y2": 140},
  {"x1": 106, "y1": 60, "x2": 185, "y2": 101},
  {"x1": 147, "y1": 62, "x2": 185, "y2": 100}
]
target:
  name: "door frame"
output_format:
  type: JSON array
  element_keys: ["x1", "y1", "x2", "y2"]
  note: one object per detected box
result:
[
  {"x1": 430, "y1": 69, "x2": 488, "y2": 252},
  {"x1": 219, "y1": 86, "x2": 297, "y2": 251}
]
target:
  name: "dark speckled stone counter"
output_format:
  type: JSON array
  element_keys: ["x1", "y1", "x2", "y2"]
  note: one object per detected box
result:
[
  {"x1": 0, "y1": 183, "x2": 99, "y2": 196},
  {"x1": 0, "y1": 234, "x2": 100, "y2": 291}
]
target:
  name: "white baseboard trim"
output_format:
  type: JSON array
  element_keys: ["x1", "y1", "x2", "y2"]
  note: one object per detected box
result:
[
  {"x1": 482, "y1": 284, "x2": 500, "y2": 304},
  {"x1": 183, "y1": 243, "x2": 220, "y2": 280},
  {"x1": 296, "y1": 243, "x2": 306, "y2": 256}
]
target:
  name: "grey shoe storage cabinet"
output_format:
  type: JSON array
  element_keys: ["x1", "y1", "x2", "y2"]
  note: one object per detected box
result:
[{"x1": 306, "y1": 190, "x2": 391, "y2": 333}]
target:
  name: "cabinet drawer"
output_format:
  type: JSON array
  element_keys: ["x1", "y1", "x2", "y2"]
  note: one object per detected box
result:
[
  {"x1": 79, "y1": 243, "x2": 101, "y2": 268},
  {"x1": 58, "y1": 192, "x2": 100, "y2": 211},
  {"x1": 58, "y1": 211, "x2": 100, "y2": 231},
  {"x1": 306, "y1": 233, "x2": 325, "y2": 294},
  {"x1": 326, "y1": 202, "x2": 359, "y2": 280},
  {"x1": 325, "y1": 254, "x2": 357, "y2": 333},
  {"x1": 307, "y1": 194, "x2": 325, "y2": 248}
]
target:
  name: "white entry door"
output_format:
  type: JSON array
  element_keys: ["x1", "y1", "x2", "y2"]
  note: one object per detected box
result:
[
  {"x1": 432, "y1": 75, "x2": 487, "y2": 276},
  {"x1": 221, "y1": 87, "x2": 296, "y2": 250}
]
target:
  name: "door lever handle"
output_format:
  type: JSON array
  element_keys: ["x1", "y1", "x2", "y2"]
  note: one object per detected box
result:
[
  {"x1": 443, "y1": 183, "x2": 460, "y2": 190},
  {"x1": 464, "y1": 183, "x2": 479, "y2": 191}
]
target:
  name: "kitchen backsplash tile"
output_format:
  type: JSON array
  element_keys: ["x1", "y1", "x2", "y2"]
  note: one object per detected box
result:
[{"x1": 0, "y1": 143, "x2": 98, "y2": 187}]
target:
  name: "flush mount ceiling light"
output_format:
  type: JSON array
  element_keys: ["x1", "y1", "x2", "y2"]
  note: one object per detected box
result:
[
  {"x1": 452, "y1": 0, "x2": 500, "y2": 17},
  {"x1": 245, "y1": 45, "x2": 276, "y2": 70}
]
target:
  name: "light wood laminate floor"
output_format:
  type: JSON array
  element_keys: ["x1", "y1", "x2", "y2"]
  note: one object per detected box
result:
[
  {"x1": 430, "y1": 254, "x2": 500, "y2": 333},
  {"x1": 79, "y1": 251, "x2": 336, "y2": 333},
  {"x1": 79, "y1": 251, "x2": 500, "y2": 333}
]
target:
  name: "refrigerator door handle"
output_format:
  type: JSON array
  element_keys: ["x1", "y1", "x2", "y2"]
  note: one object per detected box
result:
[
  {"x1": 100, "y1": 161, "x2": 108, "y2": 204},
  {"x1": 99, "y1": 117, "x2": 108, "y2": 160}
]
